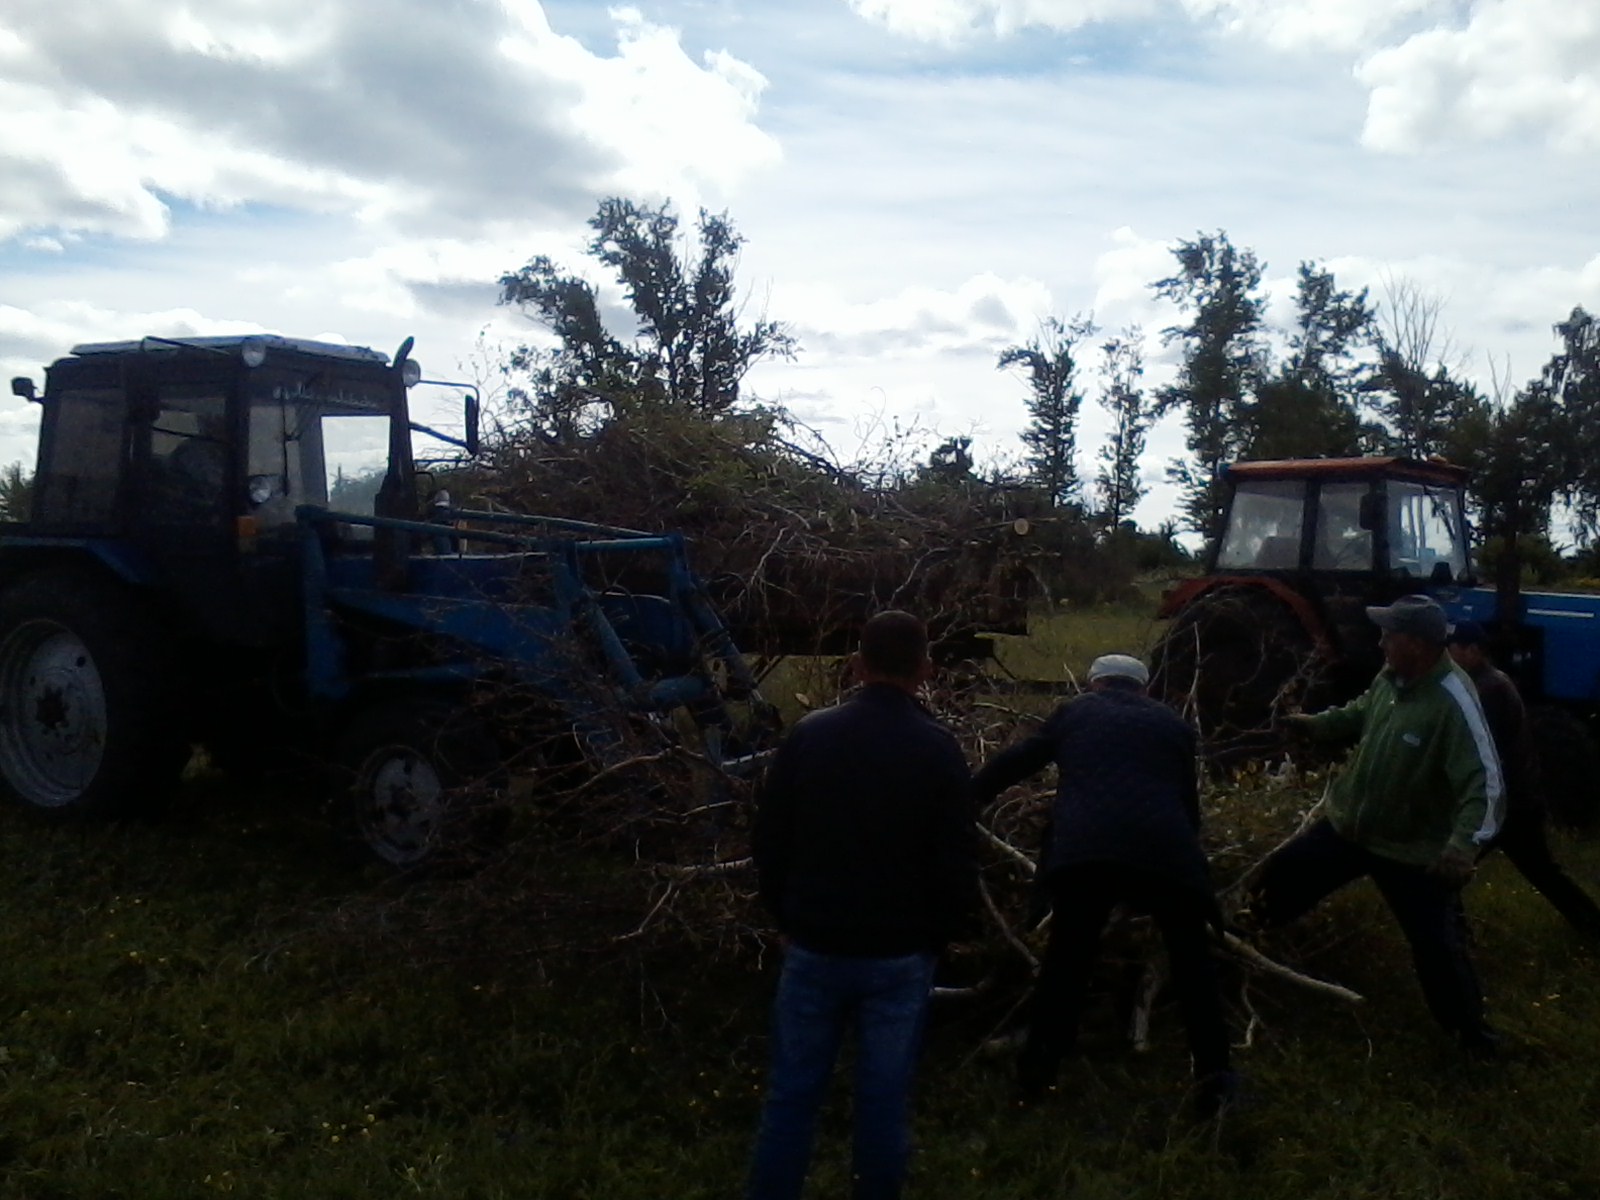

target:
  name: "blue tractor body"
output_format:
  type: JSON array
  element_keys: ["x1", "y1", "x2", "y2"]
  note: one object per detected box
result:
[
  {"x1": 1, "y1": 335, "x2": 773, "y2": 863},
  {"x1": 1434, "y1": 586, "x2": 1600, "y2": 708}
]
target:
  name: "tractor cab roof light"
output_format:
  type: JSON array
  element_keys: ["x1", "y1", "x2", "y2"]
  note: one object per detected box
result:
[{"x1": 240, "y1": 337, "x2": 268, "y2": 368}]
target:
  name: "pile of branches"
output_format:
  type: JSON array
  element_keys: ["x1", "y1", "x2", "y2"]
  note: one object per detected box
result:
[
  {"x1": 311, "y1": 667, "x2": 1362, "y2": 1063},
  {"x1": 468, "y1": 408, "x2": 1041, "y2": 656}
]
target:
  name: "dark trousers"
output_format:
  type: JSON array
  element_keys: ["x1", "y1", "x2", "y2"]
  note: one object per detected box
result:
[
  {"x1": 1019, "y1": 863, "x2": 1230, "y2": 1089},
  {"x1": 1492, "y1": 810, "x2": 1600, "y2": 939},
  {"x1": 1252, "y1": 819, "x2": 1489, "y2": 1039}
]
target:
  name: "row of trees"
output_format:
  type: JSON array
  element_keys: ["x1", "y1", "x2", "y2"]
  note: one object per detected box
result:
[
  {"x1": 494, "y1": 199, "x2": 1191, "y2": 612},
  {"x1": 495, "y1": 201, "x2": 1598, "y2": 597},
  {"x1": 997, "y1": 230, "x2": 1600, "y2": 564}
]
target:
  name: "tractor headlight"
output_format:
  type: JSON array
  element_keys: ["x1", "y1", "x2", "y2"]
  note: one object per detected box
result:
[
  {"x1": 401, "y1": 359, "x2": 422, "y2": 388},
  {"x1": 247, "y1": 474, "x2": 279, "y2": 506},
  {"x1": 240, "y1": 337, "x2": 268, "y2": 368}
]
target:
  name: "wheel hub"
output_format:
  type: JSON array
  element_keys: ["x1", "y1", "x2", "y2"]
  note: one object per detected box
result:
[
  {"x1": 0, "y1": 623, "x2": 108, "y2": 806},
  {"x1": 360, "y1": 747, "x2": 445, "y2": 866}
]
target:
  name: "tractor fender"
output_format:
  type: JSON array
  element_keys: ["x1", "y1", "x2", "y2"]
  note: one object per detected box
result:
[
  {"x1": 1160, "y1": 576, "x2": 1334, "y2": 659},
  {"x1": 0, "y1": 538, "x2": 158, "y2": 592}
]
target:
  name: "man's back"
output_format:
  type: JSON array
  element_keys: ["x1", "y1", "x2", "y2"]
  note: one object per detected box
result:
[
  {"x1": 976, "y1": 688, "x2": 1207, "y2": 891},
  {"x1": 753, "y1": 683, "x2": 974, "y2": 957}
]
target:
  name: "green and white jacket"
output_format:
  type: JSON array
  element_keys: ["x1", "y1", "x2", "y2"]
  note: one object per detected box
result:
[{"x1": 1304, "y1": 654, "x2": 1504, "y2": 867}]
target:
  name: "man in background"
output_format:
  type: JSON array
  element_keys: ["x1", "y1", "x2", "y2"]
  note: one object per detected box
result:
[
  {"x1": 748, "y1": 610, "x2": 975, "y2": 1200},
  {"x1": 1447, "y1": 619, "x2": 1600, "y2": 940}
]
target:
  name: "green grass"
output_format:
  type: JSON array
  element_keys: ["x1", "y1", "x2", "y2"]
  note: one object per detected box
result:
[
  {"x1": 990, "y1": 601, "x2": 1166, "y2": 683},
  {"x1": 1, "y1": 603, "x2": 1598, "y2": 1197}
]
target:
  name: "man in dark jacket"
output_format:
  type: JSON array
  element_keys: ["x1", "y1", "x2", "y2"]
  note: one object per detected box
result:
[
  {"x1": 973, "y1": 653, "x2": 1233, "y2": 1113},
  {"x1": 747, "y1": 610, "x2": 976, "y2": 1200},
  {"x1": 1447, "y1": 619, "x2": 1600, "y2": 940}
]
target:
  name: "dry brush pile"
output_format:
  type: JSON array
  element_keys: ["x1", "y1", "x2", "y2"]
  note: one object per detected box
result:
[
  {"x1": 324, "y1": 411, "x2": 1364, "y2": 1048},
  {"x1": 466, "y1": 407, "x2": 1042, "y2": 657}
]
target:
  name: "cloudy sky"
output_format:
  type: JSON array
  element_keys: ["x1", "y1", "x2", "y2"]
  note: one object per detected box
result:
[{"x1": 2, "y1": 0, "x2": 1596, "y2": 527}]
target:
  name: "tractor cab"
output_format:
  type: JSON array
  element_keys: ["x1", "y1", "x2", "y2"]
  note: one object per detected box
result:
[
  {"x1": 1212, "y1": 457, "x2": 1472, "y2": 587},
  {"x1": 1155, "y1": 456, "x2": 1474, "y2": 760},
  {"x1": 13, "y1": 335, "x2": 475, "y2": 645},
  {"x1": 24, "y1": 334, "x2": 461, "y2": 537}
]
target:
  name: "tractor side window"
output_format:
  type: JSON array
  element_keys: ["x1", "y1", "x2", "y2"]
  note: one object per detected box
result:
[
  {"x1": 1216, "y1": 481, "x2": 1305, "y2": 570},
  {"x1": 1390, "y1": 483, "x2": 1467, "y2": 582},
  {"x1": 34, "y1": 387, "x2": 126, "y2": 526},
  {"x1": 148, "y1": 386, "x2": 230, "y2": 524},
  {"x1": 1313, "y1": 482, "x2": 1374, "y2": 571}
]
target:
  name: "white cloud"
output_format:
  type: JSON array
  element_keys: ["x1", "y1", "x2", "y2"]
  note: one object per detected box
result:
[
  {"x1": 1179, "y1": 0, "x2": 1441, "y2": 52},
  {"x1": 847, "y1": 0, "x2": 1600, "y2": 153},
  {"x1": 1357, "y1": 0, "x2": 1600, "y2": 153},
  {"x1": 845, "y1": 0, "x2": 1153, "y2": 42},
  {"x1": 0, "y1": 2, "x2": 778, "y2": 245},
  {"x1": 846, "y1": 0, "x2": 1434, "y2": 48},
  {"x1": 783, "y1": 272, "x2": 1055, "y2": 358}
]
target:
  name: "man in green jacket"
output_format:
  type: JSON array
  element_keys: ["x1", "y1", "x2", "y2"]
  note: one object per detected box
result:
[{"x1": 1250, "y1": 594, "x2": 1504, "y2": 1054}]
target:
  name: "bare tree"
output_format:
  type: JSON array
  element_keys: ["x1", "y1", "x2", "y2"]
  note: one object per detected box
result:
[{"x1": 1367, "y1": 274, "x2": 1477, "y2": 457}]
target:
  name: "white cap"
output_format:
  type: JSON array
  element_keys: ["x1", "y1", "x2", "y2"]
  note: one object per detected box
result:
[{"x1": 1087, "y1": 653, "x2": 1149, "y2": 687}]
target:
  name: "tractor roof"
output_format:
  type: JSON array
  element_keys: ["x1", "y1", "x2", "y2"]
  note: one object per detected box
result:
[
  {"x1": 69, "y1": 335, "x2": 389, "y2": 366},
  {"x1": 1226, "y1": 456, "x2": 1469, "y2": 486}
]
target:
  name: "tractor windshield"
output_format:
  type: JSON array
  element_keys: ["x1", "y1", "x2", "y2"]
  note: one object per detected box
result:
[
  {"x1": 1215, "y1": 480, "x2": 1305, "y2": 570},
  {"x1": 1312, "y1": 481, "x2": 1375, "y2": 571},
  {"x1": 1389, "y1": 481, "x2": 1468, "y2": 583},
  {"x1": 246, "y1": 369, "x2": 392, "y2": 529}
]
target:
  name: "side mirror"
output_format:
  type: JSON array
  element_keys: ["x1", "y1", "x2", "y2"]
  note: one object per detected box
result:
[
  {"x1": 10, "y1": 377, "x2": 36, "y2": 402},
  {"x1": 1357, "y1": 492, "x2": 1381, "y2": 532},
  {"x1": 464, "y1": 392, "x2": 480, "y2": 458}
]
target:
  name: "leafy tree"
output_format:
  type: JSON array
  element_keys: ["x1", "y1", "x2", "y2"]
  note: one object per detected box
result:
[
  {"x1": 499, "y1": 198, "x2": 796, "y2": 436},
  {"x1": 1151, "y1": 231, "x2": 1267, "y2": 542},
  {"x1": 1092, "y1": 327, "x2": 1150, "y2": 530},
  {"x1": 1544, "y1": 307, "x2": 1600, "y2": 537},
  {"x1": 1455, "y1": 311, "x2": 1597, "y2": 609},
  {"x1": 1247, "y1": 263, "x2": 1375, "y2": 460},
  {"x1": 0, "y1": 462, "x2": 32, "y2": 523},
  {"x1": 998, "y1": 314, "x2": 1096, "y2": 507},
  {"x1": 920, "y1": 435, "x2": 977, "y2": 487}
]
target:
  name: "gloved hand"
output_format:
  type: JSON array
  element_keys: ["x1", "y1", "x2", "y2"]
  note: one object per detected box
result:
[{"x1": 1430, "y1": 845, "x2": 1477, "y2": 888}]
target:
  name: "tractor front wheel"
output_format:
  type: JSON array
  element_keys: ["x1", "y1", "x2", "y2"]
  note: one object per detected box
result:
[
  {"x1": 0, "y1": 570, "x2": 187, "y2": 816},
  {"x1": 336, "y1": 698, "x2": 505, "y2": 868}
]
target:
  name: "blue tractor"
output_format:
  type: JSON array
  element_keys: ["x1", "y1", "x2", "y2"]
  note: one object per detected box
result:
[
  {"x1": 1152, "y1": 455, "x2": 1600, "y2": 819},
  {"x1": 2, "y1": 335, "x2": 776, "y2": 864}
]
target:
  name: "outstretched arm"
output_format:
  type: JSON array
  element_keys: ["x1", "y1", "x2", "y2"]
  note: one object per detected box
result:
[{"x1": 972, "y1": 706, "x2": 1066, "y2": 803}]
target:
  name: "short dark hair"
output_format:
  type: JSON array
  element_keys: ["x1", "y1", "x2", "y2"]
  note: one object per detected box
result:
[{"x1": 859, "y1": 610, "x2": 928, "y2": 680}]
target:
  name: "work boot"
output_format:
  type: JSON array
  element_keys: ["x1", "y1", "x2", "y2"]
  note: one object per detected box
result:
[
  {"x1": 1458, "y1": 1026, "x2": 1501, "y2": 1061},
  {"x1": 1193, "y1": 1068, "x2": 1242, "y2": 1120}
]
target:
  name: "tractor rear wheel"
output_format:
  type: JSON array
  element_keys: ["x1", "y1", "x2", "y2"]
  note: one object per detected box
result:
[
  {"x1": 336, "y1": 698, "x2": 506, "y2": 868},
  {"x1": 1152, "y1": 587, "x2": 1319, "y2": 764},
  {"x1": 0, "y1": 570, "x2": 187, "y2": 816},
  {"x1": 1529, "y1": 706, "x2": 1600, "y2": 833}
]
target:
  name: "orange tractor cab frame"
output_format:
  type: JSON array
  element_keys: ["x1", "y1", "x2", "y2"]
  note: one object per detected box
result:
[{"x1": 1152, "y1": 456, "x2": 1474, "y2": 761}]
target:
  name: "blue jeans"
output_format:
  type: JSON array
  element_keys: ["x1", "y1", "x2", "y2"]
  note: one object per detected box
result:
[{"x1": 746, "y1": 944, "x2": 938, "y2": 1200}]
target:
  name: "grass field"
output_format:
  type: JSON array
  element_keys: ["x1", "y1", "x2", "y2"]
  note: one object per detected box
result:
[{"x1": 2, "y1": 602, "x2": 1599, "y2": 1198}]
